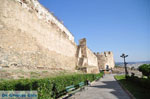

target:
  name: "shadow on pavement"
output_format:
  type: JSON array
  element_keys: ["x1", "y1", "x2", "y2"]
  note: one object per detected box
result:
[{"x1": 90, "y1": 80, "x2": 131, "y2": 99}]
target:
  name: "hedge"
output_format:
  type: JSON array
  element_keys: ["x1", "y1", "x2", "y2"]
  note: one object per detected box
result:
[{"x1": 0, "y1": 72, "x2": 103, "y2": 99}]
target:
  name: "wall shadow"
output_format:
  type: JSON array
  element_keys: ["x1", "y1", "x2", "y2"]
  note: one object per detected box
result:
[{"x1": 90, "y1": 80, "x2": 131, "y2": 99}]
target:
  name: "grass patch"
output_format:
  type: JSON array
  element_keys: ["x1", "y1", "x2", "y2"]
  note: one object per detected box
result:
[
  {"x1": 0, "y1": 70, "x2": 7, "y2": 72},
  {"x1": 115, "y1": 75, "x2": 150, "y2": 99},
  {"x1": 42, "y1": 71, "x2": 48, "y2": 73},
  {"x1": 18, "y1": 76, "x2": 25, "y2": 79},
  {"x1": 30, "y1": 72, "x2": 41, "y2": 79}
]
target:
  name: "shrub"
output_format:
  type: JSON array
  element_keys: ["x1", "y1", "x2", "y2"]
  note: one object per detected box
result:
[
  {"x1": 0, "y1": 72, "x2": 103, "y2": 99},
  {"x1": 126, "y1": 75, "x2": 150, "y2": 89},
  {"x1": 138, "y1": 64, "x2": 150, "y2": 78}
]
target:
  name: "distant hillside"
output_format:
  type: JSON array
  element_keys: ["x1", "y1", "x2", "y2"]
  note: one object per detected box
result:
[{"x1": 115, "y1": 61, "x2": 150, "y2": 68}]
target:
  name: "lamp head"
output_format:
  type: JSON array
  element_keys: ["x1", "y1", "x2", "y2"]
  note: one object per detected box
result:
[{"x1": 120, "y1": 53, "x2": 125, "y2": 57}]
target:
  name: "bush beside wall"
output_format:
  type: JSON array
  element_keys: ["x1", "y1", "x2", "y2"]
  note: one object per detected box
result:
[{"x1": 0, "y1": 72, "x2": 103, "y2": 99}]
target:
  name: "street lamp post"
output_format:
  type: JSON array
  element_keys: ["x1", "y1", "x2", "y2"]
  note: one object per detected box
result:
[{"x1": 120, "y1": 53, "x2": 128, "y2": 76}]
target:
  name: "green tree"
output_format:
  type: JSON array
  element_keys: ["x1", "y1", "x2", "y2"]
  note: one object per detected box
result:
[{"x1": 138, "y1": 64, "x2": 150, "y2": 79}]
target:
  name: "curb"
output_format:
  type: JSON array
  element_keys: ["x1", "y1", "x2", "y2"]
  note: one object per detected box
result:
[
  {"x1": 90, "y1": 80, "x2": 96, "y2": 85},
  {"x1": 91, "y1": 77, "x2": 102, "y2": 85},
  {"x1": 114, "y1": 76, "x2": 136, "y2": 99}
]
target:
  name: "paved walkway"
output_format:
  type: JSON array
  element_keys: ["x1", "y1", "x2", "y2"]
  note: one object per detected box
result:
[{"x1": 69, "y1": 74, "x2": 130, "y2": 99}]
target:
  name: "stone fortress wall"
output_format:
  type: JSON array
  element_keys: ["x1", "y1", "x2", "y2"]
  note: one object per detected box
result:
[
  {"x1": 87, "y1": 48, "x2": 98, "y2": 67},
  {"x1": 0, "y1": 0, "x2": 77, "y2": 70},
  {"x1": 0, "y1": 0, "x2": 115, "y2": 73},
  {"x1": 16, "y1": 0, "x2": 74, "y2": 42}
]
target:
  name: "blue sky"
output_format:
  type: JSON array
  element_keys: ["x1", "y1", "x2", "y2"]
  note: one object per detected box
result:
[{"x1": 39, "y1": 0, "x2": 150, "y2": 62}]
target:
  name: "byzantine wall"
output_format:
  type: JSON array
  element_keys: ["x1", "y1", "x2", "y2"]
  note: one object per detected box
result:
[
  {"x1": 0, "y1": 0, "x2": 114, "y2": 73},
  {"x1": 0, "y1": 0, "x2": 77, "y2": 70},
  {"x1": 96, "y1": 51, "x2": 115, "y2": 70},
  {"x1": 87, "y1": 48, "x2": 98, "y2": 67},
  {"x1": 76, "y1": 38, "x2": 99, "y2": 73}
]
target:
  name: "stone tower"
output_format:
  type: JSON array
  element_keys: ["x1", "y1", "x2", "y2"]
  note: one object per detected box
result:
[
  {"x1": 96, "y1": 51, "x2": 115, "y2": 70},
  {"x1": 76, "y1": 38, "x2": 99, "y2": 73},
  {"x1": 77, "y1": 38, "x2": 88, "y2": 66}
]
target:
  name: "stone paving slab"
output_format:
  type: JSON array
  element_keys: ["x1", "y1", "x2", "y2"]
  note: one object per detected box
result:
[{"x1": 68, "y1": 74, "x2": 131, "y2": 99}]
